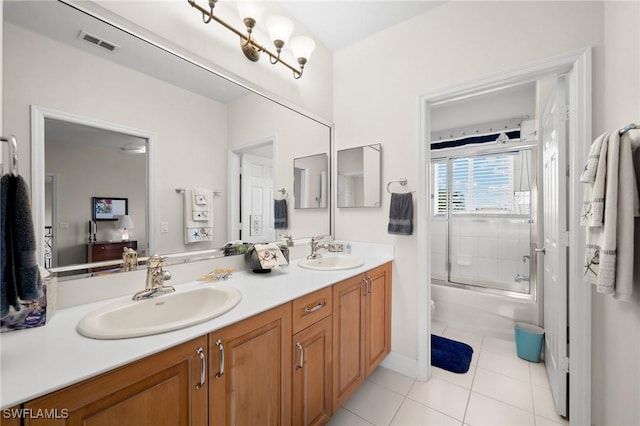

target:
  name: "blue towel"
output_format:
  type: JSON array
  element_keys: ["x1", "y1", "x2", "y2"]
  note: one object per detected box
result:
[
  {"x1": 274, "y1": 199, "x2": 288, "y2": 230},
  {"x1": 387, "y1": 192, "x2": 413, "y2": 235},
  {"x1": 1, "y1": 174, "x2": 43, "y2": 317}
]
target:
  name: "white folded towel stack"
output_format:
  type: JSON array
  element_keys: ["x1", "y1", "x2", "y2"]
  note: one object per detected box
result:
[{"x1": 184, "y1": 187, "x2": 214, "y2": 244}]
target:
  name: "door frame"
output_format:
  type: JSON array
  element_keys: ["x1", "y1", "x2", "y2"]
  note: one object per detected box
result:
[
  {"x1": 227, "y1": 136, "x2": 276, "y2": 241},
  {"x1": 418, "y1": 48, "x2": 591, "y2": 424},
  {"x1": 31, "y1": 105, "x2": 157, "y2": 266}
]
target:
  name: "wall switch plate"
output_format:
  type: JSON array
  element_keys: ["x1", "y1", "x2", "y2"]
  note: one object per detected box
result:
[{"x1": 161, "y1": 222, "x2": 169, "y2": 233}]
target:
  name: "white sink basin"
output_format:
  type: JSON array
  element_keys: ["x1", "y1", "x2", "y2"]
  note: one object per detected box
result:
[
  {"x1": 298, "y1": 255, "x2": 365, "y2": 271},
  {"x1": 77, "y1": 286, "x2": 242, "y2": 339}
]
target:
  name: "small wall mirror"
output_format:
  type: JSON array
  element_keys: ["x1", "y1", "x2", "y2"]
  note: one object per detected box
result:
[
  {"x1": 293, "y1": 153, "x2": 328, "y2": 209},
  {"x1": 337, "y1": 144, "x2": 382, "y2": 208}
]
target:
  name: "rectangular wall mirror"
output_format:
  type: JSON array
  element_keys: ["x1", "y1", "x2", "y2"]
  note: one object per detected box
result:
[
  {"x1": 4, "y1": 0, "x2": 332, "y2": 279},
  {"x1": 293, "y1": 153, "x2": 328, "y2": 209},
  {"x1": 337, "y1": 143, "x2": 381, "y2": 208}
]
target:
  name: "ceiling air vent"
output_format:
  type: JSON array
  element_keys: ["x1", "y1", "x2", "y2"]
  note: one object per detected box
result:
[{"x1": 78, "y1": 30, "x2": 119, "y2": 53}]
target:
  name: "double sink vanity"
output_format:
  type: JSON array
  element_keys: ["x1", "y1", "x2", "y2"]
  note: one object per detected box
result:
[{"x1": 0, "y1": 244, "x2": 393, "y2": 425}]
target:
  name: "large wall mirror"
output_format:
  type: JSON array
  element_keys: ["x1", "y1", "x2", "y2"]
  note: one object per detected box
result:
[
  {"x1": 337, "y1": 144, "x2": 381, "y2": 208},
  {"x1": 3, "y1": 0, "x2": 332, "y2": 278}
]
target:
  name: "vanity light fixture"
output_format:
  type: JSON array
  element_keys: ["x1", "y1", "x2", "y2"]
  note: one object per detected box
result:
[{"x1": 187, "y1": 0, "x2": 315, "y2": 79}]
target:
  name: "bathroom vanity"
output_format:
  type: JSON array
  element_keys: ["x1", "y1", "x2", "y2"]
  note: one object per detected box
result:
[{"x1": 0, "y1": 248, "x2": 392, "y2": 426}]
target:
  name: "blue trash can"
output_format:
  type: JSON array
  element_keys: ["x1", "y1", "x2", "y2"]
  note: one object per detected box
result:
[{"x1": 514, "y1": 322, "x2": 544, "y2": 363}]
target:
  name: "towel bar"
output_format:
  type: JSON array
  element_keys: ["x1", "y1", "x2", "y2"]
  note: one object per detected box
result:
[
  {"x1": 176, "y1": 188, "x2": 222, "y2": 196},
  {"x1": 387, "y1": 178, "x2": 414, "y2": 194}
]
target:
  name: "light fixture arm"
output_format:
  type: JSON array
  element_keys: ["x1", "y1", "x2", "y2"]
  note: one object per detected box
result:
[{"x1": 188, "y1": 0, "x2": 306, "y2": 79}]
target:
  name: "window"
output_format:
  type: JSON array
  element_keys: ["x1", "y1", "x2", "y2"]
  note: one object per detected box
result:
[{"x1": 432, "y1": 152, "x2": 529, "y2": 215}]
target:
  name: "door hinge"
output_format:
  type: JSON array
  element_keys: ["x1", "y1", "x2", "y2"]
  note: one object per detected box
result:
[
  {"x1": 559, "y1": 105, "x2": 570, "y2": 122},
  {"x1": 237, "y1": 223, "x2": 243, "y2": 230},
  {"x1": 559, "y1": 231, "x2": 570, "y2": 247},
  {"x1": 561, "y1": 356, "x2": 570, "y2": 373}
]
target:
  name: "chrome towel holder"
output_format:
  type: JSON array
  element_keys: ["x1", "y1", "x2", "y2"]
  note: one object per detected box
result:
[{"x1": 387, "y1": 177, "x2": 414, "y2": 194}]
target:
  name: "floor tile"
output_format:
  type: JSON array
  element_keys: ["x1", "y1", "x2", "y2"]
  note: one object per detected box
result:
[
  {"x1": 367, "y1": 367, "x2": 415, "y2": 396},
  {"x1": 327, "y1": 408, "x2": 374, "y2": 426},
  {"x1": 481, "y1": 335, "x2": 516, "y2": 356},
  {"x1": 431, "y1": 364, "x2": 476, "y2": 389},
  {"x1": 477, "y1": 349, "x2": 530, "y2": 382},
  {"x1": 535, "y1": 415, "x2": 568, "y2": 426},
  {"x1": 472, "y1": 368, "x2": 533, "y2": 412},
  {"x1": 529, "y1": 362, "x2": 550, "y2": 389},
  {"x1": 407, "y1": 377, "x2": 470, "y2": 421},
  {"x1": 532, "y1": 384, "x2": 569, "y2": 425},
  {"x1": 442, "y1": 327, "x2": 483, "y2": 366},
  {"x1": 465, "y1": 392, "x2": 535, "y2": 426},
  {"x1": 343, "y1": 380, "x2": 405, "y2": 425},
  {"x1": 391, "y1": 398, "x2": 462, "y2": 426},
  {"x1": 431, "y1": 321, "x2": 446, "y2": 336}
]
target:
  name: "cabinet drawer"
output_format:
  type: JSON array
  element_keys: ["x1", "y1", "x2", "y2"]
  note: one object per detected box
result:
[{"x1": 292, "y1": 286, "x2": 332, "y2": 334}]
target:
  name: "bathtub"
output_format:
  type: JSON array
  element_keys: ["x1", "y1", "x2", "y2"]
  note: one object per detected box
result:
[{"x1": 431, "y1": 282, "x2": 539, "y2": 340}]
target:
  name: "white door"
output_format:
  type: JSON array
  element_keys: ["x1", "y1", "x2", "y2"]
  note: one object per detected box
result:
[
  {"x1": 241, "y1": 153, "x2": 275, "y2": 243},
  {"x1": 542, "y1": 76, "x2": 569, "y2": 417}
]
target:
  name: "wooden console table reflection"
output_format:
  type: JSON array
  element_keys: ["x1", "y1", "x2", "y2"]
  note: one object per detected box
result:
[{"x1": 87, "y1": 241, "x2": 137, "y2": 272}]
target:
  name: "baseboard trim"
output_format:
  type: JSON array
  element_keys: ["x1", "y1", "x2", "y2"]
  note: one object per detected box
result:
[{"x1": 379, "y1": 351, "x2": 419, "y2": 380}]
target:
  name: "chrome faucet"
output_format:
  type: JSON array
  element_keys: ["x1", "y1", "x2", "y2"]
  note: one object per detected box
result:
[
  {"x1": 308, "y1": 235, "x2": 330, "y2": 260},
  {"x1": 132, "y1": 254, "x2": 175, "y2": 301}
]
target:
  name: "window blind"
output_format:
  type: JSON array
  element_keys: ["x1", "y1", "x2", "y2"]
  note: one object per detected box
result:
[{"x1": 432, "y1": 153, "x2": 518, "y2": 214}]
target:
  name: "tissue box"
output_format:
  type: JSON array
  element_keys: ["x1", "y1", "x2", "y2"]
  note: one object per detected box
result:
[{"x1": 1, "y1": 267, "x2": 56, "y2": 333}]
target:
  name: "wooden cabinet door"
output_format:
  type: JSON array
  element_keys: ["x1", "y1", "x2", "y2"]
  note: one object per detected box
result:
[
  {"x1": 209, "y1": 303, "x2": 292, "y2": 426},
  {"x1": 292, "y1": 316, "x2": 332, "y2": 426},
  {"x1": 365, "y1": 262, "x2": 392, "y2": 377},
  {"x1": 332, "y1": 274, "x2": 366, "y2": 411},
  {"x1": 22, "y1": 336, "x2": 208, "y2": 426}
]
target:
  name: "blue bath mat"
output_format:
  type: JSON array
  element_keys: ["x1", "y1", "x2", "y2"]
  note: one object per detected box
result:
[{"x1": 431, "y1": 334, "x2": 473, "y2": 374}]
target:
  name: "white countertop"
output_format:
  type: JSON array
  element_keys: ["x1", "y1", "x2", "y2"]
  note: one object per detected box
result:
[{"x1": 0, "y1": 246, "x2": 392, "y2": 408}]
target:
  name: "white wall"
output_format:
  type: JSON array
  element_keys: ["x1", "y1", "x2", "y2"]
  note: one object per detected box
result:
[
  {"x1": 333, "y1": 0, "x2": 604, "y2": 375},
  {"x1": 4, "y1": 23, "x2": 229, "y2": 254},
  {"x1": 227, "y1": 93, "x2": 331, "y2": 238},
  {"x1": 591, "y1": 2, "x2": 640, "y2": 425},
  {"x1": 88, "y1": 0, "x2": 333, "y2": 120}
]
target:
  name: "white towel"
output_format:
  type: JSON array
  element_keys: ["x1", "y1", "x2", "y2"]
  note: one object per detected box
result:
[
  {"x1": 580, "y1": 131, "x2": 610, "y2": 226},
  {"x1": 184, "y1": 188, "x2": 214, "y2": 244},
  {"x1": 583, "y1": 131, "x2": 640, "y2": 299}
]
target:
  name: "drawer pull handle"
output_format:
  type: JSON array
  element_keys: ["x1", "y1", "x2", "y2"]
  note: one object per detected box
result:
[
  {"x1": 196, "y1": 347, "x2": 206, "y2": 389},
  {"x1": 296, "y1": 342, "x2": 304, "y2": 369},
  {"x1": 304, "y1": 301, "x2": 324, "y2": 314},
  {"x1": 215, "y1": 339, "x2": 225, "y2": 379}
]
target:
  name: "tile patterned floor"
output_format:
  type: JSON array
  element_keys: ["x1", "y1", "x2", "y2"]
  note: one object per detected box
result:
[{"x1": 327, "y1": 322, "x2": 569, "y2": 426}]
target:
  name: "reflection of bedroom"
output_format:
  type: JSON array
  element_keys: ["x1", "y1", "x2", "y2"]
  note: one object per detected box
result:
[{"x1": 45, "y1": 128, "x2": 146, "y2": 267}]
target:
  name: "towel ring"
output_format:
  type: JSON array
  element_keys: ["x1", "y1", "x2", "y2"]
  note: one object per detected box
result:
[
  {"x1": 387, "y1": 178, "x2": 414, "y2": 194},
  {"x1": 275, "y1": 188, "x2": 289, "y2": 200}
]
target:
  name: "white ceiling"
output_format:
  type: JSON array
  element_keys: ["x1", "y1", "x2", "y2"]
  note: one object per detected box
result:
[{"x1": 278, "y1": 1, "x2": 445, "y2": 50}]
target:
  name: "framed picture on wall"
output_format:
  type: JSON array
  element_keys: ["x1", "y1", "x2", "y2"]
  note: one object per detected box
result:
[{"x1": 92, "y1": 197, "x2": 128, "y2": 221}]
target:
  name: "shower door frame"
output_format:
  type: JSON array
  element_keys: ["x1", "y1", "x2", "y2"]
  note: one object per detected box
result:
[
  {"x1": 430, "y1": 144, "x2": 538, "y2": 300},
  {"x1": 418, "y1": 48, "x2": 592, "y2": 425}
]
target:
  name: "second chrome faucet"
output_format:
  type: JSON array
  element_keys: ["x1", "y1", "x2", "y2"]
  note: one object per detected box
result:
[{"x1": 133, "y1": 254, "x2": 175, "y2": 301}]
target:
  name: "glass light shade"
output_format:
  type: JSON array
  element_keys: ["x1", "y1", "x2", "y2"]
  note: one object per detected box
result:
[
  {"x1": 118, "y1": 215, "x2": 134, "y2": 241},
  {"x1": 236, "y1": 1, "x2": 264, "y2": 22},
  {"x1": 290, "y1": 36, "x2": 316, "y2": 61},
  {"x1": 266, "y1": 16, "x2": 294, "y2": 44}
]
